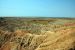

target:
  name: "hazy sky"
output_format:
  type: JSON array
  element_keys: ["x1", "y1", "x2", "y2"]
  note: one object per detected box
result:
[{"x1": 0, "y1": 0, "x2": 75, "y2": 17}]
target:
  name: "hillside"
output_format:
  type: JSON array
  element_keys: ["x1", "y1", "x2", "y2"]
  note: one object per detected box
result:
[{"x1": 0, "y1": 17, "x2": 75, "y2": 50}]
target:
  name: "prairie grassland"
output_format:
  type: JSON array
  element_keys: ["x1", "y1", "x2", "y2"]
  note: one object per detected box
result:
[{"x1": 0, "y1": 17, "x2": 75, "y2": 50}]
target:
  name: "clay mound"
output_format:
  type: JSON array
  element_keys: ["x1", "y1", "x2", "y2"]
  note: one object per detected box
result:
[
  {"x1": 35, "y1": 29, "x2": 75, "y2": 50},
  {"x1": 0, "y1": 29, "x2": 75, "y2": 50}
]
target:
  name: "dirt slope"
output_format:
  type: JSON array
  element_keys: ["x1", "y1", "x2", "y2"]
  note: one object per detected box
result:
[{"x1": 0, "y1": 28, "x2": 75, "y2": 50}]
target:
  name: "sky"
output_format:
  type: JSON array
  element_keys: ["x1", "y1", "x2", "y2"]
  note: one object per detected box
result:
[{"x1": 0, "y1": 0, "x2": 75, "y2": 17}]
